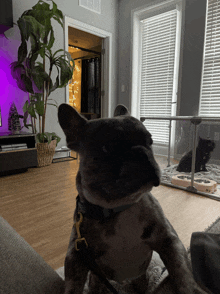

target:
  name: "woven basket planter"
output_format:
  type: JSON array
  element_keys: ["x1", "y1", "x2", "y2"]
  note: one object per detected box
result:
[{"x1": 36, "y1": 139, "x2": 57, "y2": 167}]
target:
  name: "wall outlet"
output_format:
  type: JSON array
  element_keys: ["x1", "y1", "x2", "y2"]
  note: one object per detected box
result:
[{"x1": 214, "y1": 132, "x2": 219, "y2": 141}]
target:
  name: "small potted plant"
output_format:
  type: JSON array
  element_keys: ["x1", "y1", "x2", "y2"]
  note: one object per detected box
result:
[{"x1": 10, "y1": 0, "x2": 74, "y2": 166}]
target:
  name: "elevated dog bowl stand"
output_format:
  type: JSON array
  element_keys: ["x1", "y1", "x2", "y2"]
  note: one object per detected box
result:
[{"x1": 52, "y1": 147, "x2": 77, "y2": 163}]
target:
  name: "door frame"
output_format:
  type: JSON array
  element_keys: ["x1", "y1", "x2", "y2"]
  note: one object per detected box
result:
[{"x1": 64, "y1": 16, "x2": 113, "y2": 118}]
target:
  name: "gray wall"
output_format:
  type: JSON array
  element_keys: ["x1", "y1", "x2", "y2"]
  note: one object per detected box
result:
[
  {"x1": 178, "y1": 0, "x2": 207, "y2": 116},
  {"x1": 9, "y1": 0, "x2": 119, "y2": 147}
]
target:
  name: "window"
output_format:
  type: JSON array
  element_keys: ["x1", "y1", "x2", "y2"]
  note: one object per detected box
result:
[
  {"x1": 132, "y1": 0, "x2": 182, "y2": 147},
  {"x1": 199, "y1": 0, "x2": 220, "y2": 116},
  {"x1": 140, "y1": 9, "x2": 178, "y2": 145}
]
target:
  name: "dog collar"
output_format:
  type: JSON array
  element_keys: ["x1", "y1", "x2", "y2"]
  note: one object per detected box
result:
[{"x1": 76, "y1": 195, "x2": 134, "y2": 221}]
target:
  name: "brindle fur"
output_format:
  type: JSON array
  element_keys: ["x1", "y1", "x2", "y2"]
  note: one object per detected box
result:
[{"x1": 58, "y1": 104, "x2": 210, "y2": 294}]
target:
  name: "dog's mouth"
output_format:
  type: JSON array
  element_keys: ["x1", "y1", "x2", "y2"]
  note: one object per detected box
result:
[
  {"x1": 77, "y1": 167, "x2": 160, "y2": 209},
  {"x1": 81, "y1": 183, "x2": 154, "y2": 209}
]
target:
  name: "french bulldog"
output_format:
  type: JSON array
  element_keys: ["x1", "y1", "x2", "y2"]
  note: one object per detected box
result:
[{"x1": 58, "y1": 103, "x2": 209, "y2": 294}]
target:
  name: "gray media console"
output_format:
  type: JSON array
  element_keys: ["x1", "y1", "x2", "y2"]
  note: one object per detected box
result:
[{"x1": 0, "y1": 132, "x2": 38, "y2": 176}]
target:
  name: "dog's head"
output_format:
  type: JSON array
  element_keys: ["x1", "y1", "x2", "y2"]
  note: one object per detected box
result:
[{"x1": 58, "y1": 104, "x2": 160, "y2": 208}]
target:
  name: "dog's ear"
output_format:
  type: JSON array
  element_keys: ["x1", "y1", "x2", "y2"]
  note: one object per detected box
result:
[
  {"x1": 58, "y1": 103, "x2": 87, "y2": 150},
  {"x1": 114, "y1": 104, "x2": 130, "y2": 117}
]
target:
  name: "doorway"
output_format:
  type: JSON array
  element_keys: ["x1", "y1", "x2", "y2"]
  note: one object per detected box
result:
[
  {"x1": 65, "y1": 17, "x2": 113, "y2": 118},
  {"x1": 68, "y1": 27, "x2": 103, "y2": 119}
]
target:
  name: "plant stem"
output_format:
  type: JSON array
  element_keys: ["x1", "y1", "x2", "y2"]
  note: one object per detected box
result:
[
  {"x1": 33, "y1": 117, "x2": 36, "y2": 133},
  {"x1": 31, "y1": 116, "x2": 35, "y2": 134},
  {"x1": 28, "y1": 93, "x2": 35, "y2": 134},
  {"x1": 42, "y1": 55, "x2": 46, "y2": 134},
  {"x1": 44, "y1": 65, "x2": 53, "y2": 132},
  {"x1": 39, "y1": 114, "x2": 41, "y2": 133}
]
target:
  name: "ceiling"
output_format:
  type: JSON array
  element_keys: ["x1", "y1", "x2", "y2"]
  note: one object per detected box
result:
[{"x1": 68, "y1": 26, "x2": 103, "y2": 50}]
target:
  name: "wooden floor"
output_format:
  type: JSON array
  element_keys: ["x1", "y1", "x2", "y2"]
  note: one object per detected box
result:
[{"x1": 1, "y1": 159, "x2": 220, "y2": 270}]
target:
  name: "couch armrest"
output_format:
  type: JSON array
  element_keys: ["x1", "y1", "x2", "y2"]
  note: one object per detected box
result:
[{"x1": 0, "y1": 216, "x2": 64, "y2": 294}]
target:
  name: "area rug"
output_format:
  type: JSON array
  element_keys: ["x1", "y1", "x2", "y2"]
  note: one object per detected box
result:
[
  {"x1": 55, "y1": 251, "x2": 167, "y2": 293},
  {"x1": 205, "y1": 216, "x2": 220, "y2": 234},
  {"x1": 161, "y1": 164, "x2": 220, "y2": 195}
]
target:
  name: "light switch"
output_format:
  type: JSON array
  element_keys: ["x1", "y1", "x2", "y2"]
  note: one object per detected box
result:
[{"x1": 121, "y1": 85, "x2": 125, "y2": 92}]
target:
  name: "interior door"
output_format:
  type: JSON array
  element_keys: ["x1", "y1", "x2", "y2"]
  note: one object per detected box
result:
[{"x1": 101, "y1": 37, "x2": 109, "y2": 118}]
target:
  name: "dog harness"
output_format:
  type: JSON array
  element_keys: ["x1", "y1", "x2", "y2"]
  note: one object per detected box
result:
[
  {"x1": 73, "y1": 195, "x2": 133, "y2": 294},
  {"x1": 76, "y1": 195, "x2": 134, "y2": 221}
]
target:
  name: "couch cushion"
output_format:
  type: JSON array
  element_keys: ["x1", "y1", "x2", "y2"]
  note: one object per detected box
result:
[
  {"x1": 191, "y1": 232, "x2": 220, "y2": 294},
  {"x1": 0, "y1": 216, "x2": 64, "y2": 294}
]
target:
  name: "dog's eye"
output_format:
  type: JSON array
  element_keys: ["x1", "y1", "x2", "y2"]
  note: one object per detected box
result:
[{"x1": 102, "y1": 146, "x2": 108, "y2": 153}]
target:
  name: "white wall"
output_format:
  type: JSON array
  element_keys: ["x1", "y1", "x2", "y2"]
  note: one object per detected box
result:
[{"x1": 9, "y1": 0, "x2": 119, "y2": 147}]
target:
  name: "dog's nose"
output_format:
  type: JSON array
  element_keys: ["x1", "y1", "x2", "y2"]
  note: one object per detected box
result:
[
  {"x1": 151, "y1": 166, "x2": 161, "y2": 187},
  {"x1": 153, "y1": 178, "x2": 160, "y2": 187}
]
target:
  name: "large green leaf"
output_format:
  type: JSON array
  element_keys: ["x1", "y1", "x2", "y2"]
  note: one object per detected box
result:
[
  {"x1": 52, "y1": 1, "x2": 57, "y2": 13},
  {"x1": 49, "y1": 75, "x2": 59, "y2": 95},
  {"x1": 32, "y1": 65, "x2": 47, "y2": 91},
  {"x1": 16, "y1": 77, "x2": 28, "y2": 93},
  {"x1": 33, "y1": 93, "x2": 43, "y2": 102},
  {"x1": 33, "y1": 1, "x2": 50, "y2": 11},
  {"x1": 28, "y1": 9, "x2": 53, "y2": 30},
  {"x1": 56, "y1": 57, "x2": 74, "y2": 87},
  {"x1": 47, "y1": 27, "x2": 55, "y2": 49},
  {"x1": 21, "y1": 74, "x2": 34, "y2": 93},
  {"x1": 10, "y1": 62, "x2": 25, "y2": 80},
  {"x1": 28, "y1": 104, "x2": 37, "y2": 118},
  {"x1": 22, "y1": 15, "x2": 46, "y2": 40},
  {"x1": 17, "y1": 17, "x2": 32, "y2": 41},
  {"x1": 38, "y1": 46, "x2": 46, "y2": 59},
  {"x1": 23, "y1": 100, "x2": 29, "y2": 113},
  {"x1": 23, "y1": 110, "x2": 30, "y2": 129},
  {"x1": 17, "y1": 40, "x2": 27, "y2": 64},
  {"x1": 35, "y1": 100, "x2": 45, "y2": 116},
  {"x1": 53, "y1": 7, "x2": 63, "y2": 27},
  {"x1": 52, "y1": 1, "x2": 63, "y2": 28},
  {"x1": 29, "y1": 34, "x2": 41, "y2": 66}
]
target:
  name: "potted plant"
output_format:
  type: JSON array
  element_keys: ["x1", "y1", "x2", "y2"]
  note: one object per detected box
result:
[{"x1": 10, "y1": 0, "x2": 74, "y2": 167}]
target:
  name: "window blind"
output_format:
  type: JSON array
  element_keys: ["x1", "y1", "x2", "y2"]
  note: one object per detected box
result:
[
  {"x1": 199, "y1": 0, "x2": 220, "y2": 116},
  {"x1": 140, "y1": 9, "x2": 178, "y2": 145}
]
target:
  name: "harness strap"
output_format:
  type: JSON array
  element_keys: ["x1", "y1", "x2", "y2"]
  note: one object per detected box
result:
[
  {"x1": 76, "y1": 241, "x2": 119, "y2": 294},
  {"x1": 74, "y1": 195, "x2": 131, "y2": 294},
  {"x1": 76, "y1": 195, "x2": 133, "y2": 221}
]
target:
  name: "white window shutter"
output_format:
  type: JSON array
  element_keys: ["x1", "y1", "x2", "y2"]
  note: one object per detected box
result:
[
  {"x1": 199, "y1": 0, "x2": 220, "y2": 116},
  {"x1": 140, "y1": 9, "x2": 178, "y2": 145}
]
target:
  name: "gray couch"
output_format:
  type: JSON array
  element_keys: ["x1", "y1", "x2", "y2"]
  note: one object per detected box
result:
[{"x1": 0, "y1": 216, "x2": 64, "y2": 294}]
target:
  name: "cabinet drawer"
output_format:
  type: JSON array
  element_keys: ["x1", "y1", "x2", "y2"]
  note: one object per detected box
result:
[{"x1": 0, "y1": 148, "x2": 38, "y2": 172}]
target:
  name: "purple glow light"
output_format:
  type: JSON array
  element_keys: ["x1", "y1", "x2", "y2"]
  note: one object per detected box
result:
[{"x1": 0, "y1": 30, "x2": 28, "y2": 132}]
